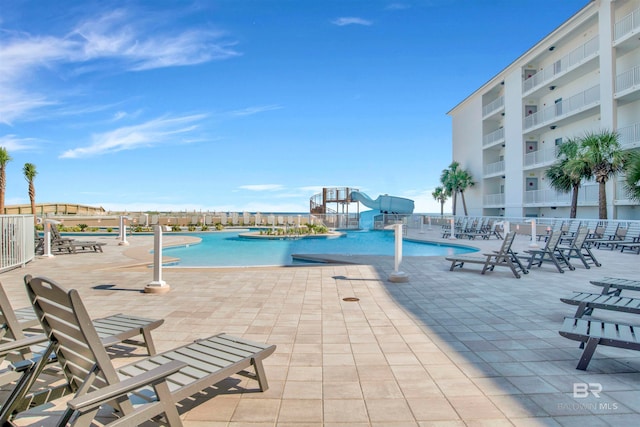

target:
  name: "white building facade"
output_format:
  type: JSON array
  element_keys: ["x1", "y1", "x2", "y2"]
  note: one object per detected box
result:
[{"x1": 448, "y1": 0, "x2": 640, "y2": 220}]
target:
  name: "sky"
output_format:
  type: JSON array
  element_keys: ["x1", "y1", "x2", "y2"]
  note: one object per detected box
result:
[{"x1": 1, "y1": 0, "x2": 588, "y2": 214}]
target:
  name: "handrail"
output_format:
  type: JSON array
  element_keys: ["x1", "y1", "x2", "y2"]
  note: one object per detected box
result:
[{"x1": 0, "y1": 215, "x2": 35, "y2": 272}]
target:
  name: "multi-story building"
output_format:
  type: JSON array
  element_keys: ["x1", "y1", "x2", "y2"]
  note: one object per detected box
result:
[{"x1": 448, "y1": 0, "x2": 640, "y2": 220}]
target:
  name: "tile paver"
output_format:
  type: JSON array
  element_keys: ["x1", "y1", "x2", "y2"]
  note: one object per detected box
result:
[{"x1": 1, "y1": 226, "x2": 639, "y2": 426}]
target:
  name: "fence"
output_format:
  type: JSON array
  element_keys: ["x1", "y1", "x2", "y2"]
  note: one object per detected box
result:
[{"x1": 1, "y1": 215, "x2": 35, "y2": 272}]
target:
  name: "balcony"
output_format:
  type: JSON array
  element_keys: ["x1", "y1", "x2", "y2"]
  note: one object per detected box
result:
[
  {"x1": 483, "y1": 128, "x2": 505, "y2": 147},
  {"x1": 524, "y1": 184, "x2": 598, "y2": 206},
  {"x1": 482, "y1": 96, "x2": 504, "y2": 119},
  {"x1": 523, "y1": 85, "x2": 600, "y2": 132},
  {"x1": 523, "y1": 147, "x2": 559, "y2": 169},
  {"x1": 614, "y1": 6, "x2": 640, "y2": 53},
  {"x1": 484, "y1": 160, "x2": 505, "y2": 177},
  {"x1": 523, "y1": 37, "x2": 599, "y2": 96},
  {"x1": 484, "y1": 193, "x2": 505, "y2": 206},
  {"x1": 618, "y1": 122, "x2": 640, "y2": 150},
  {"x1": 615, "y1": 65, "x2": 640, "y2": 103}
]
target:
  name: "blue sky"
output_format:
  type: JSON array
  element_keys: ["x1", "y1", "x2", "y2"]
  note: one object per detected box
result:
[{"x1": 1, "y1": 0, "x2": 587, "y2": 214}]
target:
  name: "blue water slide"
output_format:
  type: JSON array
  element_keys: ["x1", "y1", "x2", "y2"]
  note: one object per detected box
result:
[{"x1": 350, "y1": 191, "x2": 415, "y2": 214}]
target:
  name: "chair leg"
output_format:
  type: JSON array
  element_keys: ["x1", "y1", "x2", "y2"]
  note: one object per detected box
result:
[
  {"x1": 577, "y1": 337, "x2": 600, "y2": 370},
  {"x1": 252, "y1": 358, "x2": 270, "y2": 392}
]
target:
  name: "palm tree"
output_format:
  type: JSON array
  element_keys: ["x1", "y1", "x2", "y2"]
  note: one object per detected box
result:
[
  {"x1": 624, "y1": 150, "x2": 640, "y2": 201},
  {"x1": 23, "y1": 163, "x2": 38, "y2": 224},
  {"x1": 431, "y1": 186, "x2": 448, "y2": 216},
  {"x1": 0, "y1": 147, "x2": 12, "y2": 215},
  {"x1": 577, "y1": 130, "x2": 627, "y2": 219},
  {"x1": 545, "y1": 138, "x2": 592, "y2": 218},
  {"x1": 440, "y1": 161, "x2": 475, "y2": 216}
]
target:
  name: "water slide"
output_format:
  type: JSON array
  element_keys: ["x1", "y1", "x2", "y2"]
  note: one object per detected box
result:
[{"x1": 350, "y1": 191, "x2": 415, "y2": 214}]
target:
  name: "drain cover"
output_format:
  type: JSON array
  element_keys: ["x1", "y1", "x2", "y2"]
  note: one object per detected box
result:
[{"x1": 342, "y1": 297, "x2": 360, "y2": 302}]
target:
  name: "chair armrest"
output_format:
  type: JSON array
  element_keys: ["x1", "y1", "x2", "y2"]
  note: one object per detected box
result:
[
  {"x1": 67, "y1": 359, "x2": 187, "y2": 412},
  {"x1": 0, "y1": 334, "x2": 48, "y2": 357}
]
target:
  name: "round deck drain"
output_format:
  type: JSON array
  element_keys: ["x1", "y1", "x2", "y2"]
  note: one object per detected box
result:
[{"x1": 342, "y1": 297, "x2": 360, "y2": 302}]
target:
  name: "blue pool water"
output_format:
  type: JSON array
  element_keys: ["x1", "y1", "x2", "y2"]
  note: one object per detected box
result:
[{"x1": 162, "y1": 230, "x2": 477, "y2": 267}]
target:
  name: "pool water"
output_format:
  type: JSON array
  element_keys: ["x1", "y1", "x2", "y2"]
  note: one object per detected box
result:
[{"x1": 162, "y1": 230, "x2": 477, "y2": 267}]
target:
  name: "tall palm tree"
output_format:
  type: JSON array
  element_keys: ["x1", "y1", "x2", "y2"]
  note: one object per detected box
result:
[
  {"x1": 624, "y1": 150, "x2": 640, "y2": 201},
  {"x1": 577, "y1": 130, "x2": 627, "y2": 219},
  {"x1": 23, "y1": 163, "x2": 37, "y2": 224},
  {"x1": 432, "y1": 186, "x2": 448, "y2": 216},
  {"x1": 0, "y1": 147, "x2": 12, "y2": 215},
  {"x1": 545, "y1": 138, "x2": 592, "y2": 218},
  {"x1": 440, "y1": 161, "x2": 475, "y2": 216}
]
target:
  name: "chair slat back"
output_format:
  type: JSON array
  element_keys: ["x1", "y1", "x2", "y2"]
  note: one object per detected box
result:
[
  {"x1": 24, "y1": 276, "x2": 119, "y2": 393},
  {"x1": 498, "y1": 232, "x2": 516, "y2": 254},
  {"x1": 572, "y1": 227, "x2": 589, "y2": 248}
]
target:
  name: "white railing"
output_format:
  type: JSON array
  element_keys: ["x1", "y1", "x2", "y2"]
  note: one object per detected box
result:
[
  {"x1": 524, "y1": 184, "x2": 599, "y2": 205},
  {"x1": 483, "y1": 128, "x2": 505, "y2": 146},
  {"x1": 523, "y1": 37, "x2": 598, "y2": 93},
  {"x1": 484, "y1": 193, "x2": 505, "y2": 206},
  {"x1": 1, "y1": 215, "x2": 35, "y2": 272},
  {"x1": 484, "y1": 160, "x2": 505, "y2": 176},
  {"x1": 616, "y1": 65, "x2": 640, "y2": 94},
  {"x1": 615, "y1": 7, "x2": 640, "y2": 41},
  {"x1": 524, "y1": 147, "x2": 559, "y2": 167},
  {"x1": 482, "y1": 96, "x2": 504, "y2": 117},
  {"x1": 524, "y1": 85, "x2": 600, "y2": 130},
  {"x1": 618, "y1": 122, "x2": 640, "y2": 149}
]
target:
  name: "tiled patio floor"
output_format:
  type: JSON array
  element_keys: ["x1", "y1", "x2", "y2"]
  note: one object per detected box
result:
[{"x1": 1, "y1": 227, "x2": 639, "y2": 426}]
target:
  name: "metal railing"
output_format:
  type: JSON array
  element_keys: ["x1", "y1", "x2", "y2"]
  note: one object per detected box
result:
[
  {"x1": 483, "y1": 128, "x2": 505, "y2": 146},
  {"x1": 618, "y1": 122, "x2": 640, "y2": 149},
  {"x1": 1, "y1": 215, "x2": 35, "y2": 272},
  {"x1": 524, "y1": 184, "x2": 599, "y2": 205},
  {"x1": 482, "y1": 96, "x2": 504, "y2": 118},
  {"x1": 484, "y1": 193, "x2": 505, "y2": 206},
  {"x1": 524, "y1": 85, "x2": 600, "y2": 130},
  {"x1": 524, "y1": 147, "x2": 559, "y2": 167},
  {"x1": 523, "y1": 37, "x2": 598, "y2": 93},
  {"x1": 616, "y1": 65, "x2": 640, "y2": 95},
  {"x1": 615, "y1": 6, "x2": 640, "y2": 41},
  {"x1": 484, "y1": 160, "x2": 505, "y2": 176}
]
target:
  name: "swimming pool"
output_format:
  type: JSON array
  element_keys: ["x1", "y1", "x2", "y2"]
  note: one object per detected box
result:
[{"x1": 162, "y1": 230, "x2": 477, "y2": 267}]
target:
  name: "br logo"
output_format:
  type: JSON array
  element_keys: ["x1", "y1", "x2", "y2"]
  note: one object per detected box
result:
[{"x1": 573, "y1": 383, "x2": 602, "y2": 398}]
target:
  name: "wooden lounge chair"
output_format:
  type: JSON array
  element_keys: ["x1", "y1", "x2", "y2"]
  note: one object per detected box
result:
[
  {"x1": 615, "y1": 223, "x2": 640, "y2": 253},
  {"x1": 559, "y1": 317, "x2": 640, "y2": 370},
  {"x1": 12, "y1": 275, "x2": 276, "y2": 426},
  {"x1": 589, "y1": 277, "x2": 640, "y2": 296},
  {"x1": 556, "y1": 227, "x2": 601, "y2": 269},
  {"x1": 48, "y1": 226, "x2": 105, "y2": 254},
  {"x1": 586, "y1": 222, "x2": 621, "y2": 249},
  {"x1": 522, "y1": 230, "x2": 574, "y2": 273},
  {"x1": 560, "y1": 291, "x2": 640, "y2": 318},
  {"x1": 0, "y1": 279, "x2": 164, "y2": 423},
  {"x1": 445, "y1": 232, "x2": 527, "y2": 278}
]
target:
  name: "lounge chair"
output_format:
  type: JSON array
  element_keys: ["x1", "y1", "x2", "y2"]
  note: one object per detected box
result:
[
  {"x1": 0, "y1": 279, "x2": 164, "y2": 422},
  {"x1": 522, "y1": 230, "x2": 574, "y2": 273},
  {"x1": 589, "y1": 277, "x2": 640, "y2": 296},
  {"x1": 586, "y1": 222, "x2": 621, "y2": 249},
  {"x1": 559, "y1": 317, "x2": 640, "y2": 370},
  {"x1": 561, "y1": 291, "x2": 640, "y2": 318},
  {"x1": 13, "y1": 275, "x2": 276, "y2": 426},
  {"x1": 445, "y1": 232, "x2": 527, "y2": 278},
  {"x1": 48, "y1": 226, "x2": 105, "y2": 254},
  {"x1": 615, "y1": 223, "x2": 640, "y2": 253},
  {"x1": 556, "y1": 227, "x2": 601, "y2": 269}
]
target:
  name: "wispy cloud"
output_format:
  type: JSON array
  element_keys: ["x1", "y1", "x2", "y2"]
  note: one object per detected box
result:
[
  {"x1": 0, "y1": 134, "x2": 37, "y2": 151},
  {"x1": 386, "y1": 3, "x2": 410, "y2": 10},
  {"x1": 239, "y1": 184, "x2": 285, "y2": 192},
  {"x1": 331, "y1": 17, "x2": 373, "y2": 26},
  {"x1": 228, "y1": 104, "x2": 282, "y2": 117},
  {"x1": 59, "y1": 113, "x2": 206, "y2": 158},
  {"x1": 0, "y1": 8, "x2": 241, "y2": 124}
]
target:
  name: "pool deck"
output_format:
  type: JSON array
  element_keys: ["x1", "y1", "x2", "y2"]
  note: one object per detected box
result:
[{"x1": 1, "y1": 227, "x2": 640, "y2": 426}]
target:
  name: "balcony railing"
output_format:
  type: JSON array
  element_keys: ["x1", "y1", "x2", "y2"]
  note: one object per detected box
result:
[
  {"x1": 524, "y1": 147, "x2": 559, "y2": 167},
  {"x1": 524, "y1": 85, "x2": 600, "y2": 130},
  {"x1": 616, "y1": 65, "x2": 640, "y2": 95},
  {"x1": 484, "y1": 193, "x2": 505, "y2": 206},
  {"x1": 618, "y1": 122, "x2": 640, "y2": 149},
  {"x1": 615, "y1": 6, "x2": 640, "y2": 41},
  {"x1": 524, "y1": 184, "x2": 598, "y2": 205},
  {"x1": 484, "y1": 160, "x2": 505, "y2": 176},
  {"x1": 482, "y1": 96, "x2": 504, "y2": 118},
  {"x1": 1, "y1": 215, "x2": 35, "y2": 273},
  {"x1": 483, "y1": 128, "x2": 505, "y2": 146},
  {"x1": 523, "y1": 37, "x2": 598, "y2": 93}
]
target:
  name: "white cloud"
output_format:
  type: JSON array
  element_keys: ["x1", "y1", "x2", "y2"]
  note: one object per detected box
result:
[
  {"x1": 228, "y1": 104, "x2": 282, "y2": 117},
  {"x1": 239, "y1": 184, "x2": 285, "y2": 192},
  {"x1": 0, "y1": 134, "x2": 37, "y2": 151},
  {"x1": 59, "y1": 113, "x2": 206, "y2": 158},
  {"x1": 385, "y1": 3, "x2": 410, "y2": 10},
  {"x1": 331, "y1": 17, "x2": 373, "y2": 26}
]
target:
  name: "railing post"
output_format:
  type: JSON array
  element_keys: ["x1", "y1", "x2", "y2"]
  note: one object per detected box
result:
[
  {"x1": 388, "y1": 223, "x2": 409, "y2": 283},
  {"x1": 145, "y1": 225, "x2": 171, "y2": 294}
]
